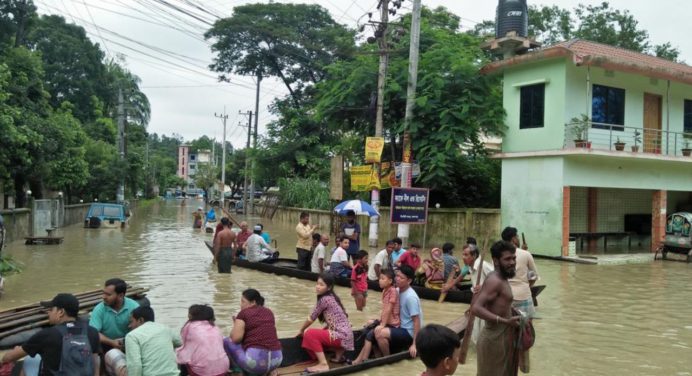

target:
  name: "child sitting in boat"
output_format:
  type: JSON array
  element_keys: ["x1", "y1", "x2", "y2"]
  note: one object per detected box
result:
[
  {"x1": 176, "y1": 305, "x2": 229, "y2": 376},
  {"x1": 350, "y1": 250, "x2": 369, "y2": 311},
  {"x1": 350, "y1": 268, "x2": 400, "y2": 365},
  {"x1": 416, "y1": 324, "x2": 461, "y2": 376}
]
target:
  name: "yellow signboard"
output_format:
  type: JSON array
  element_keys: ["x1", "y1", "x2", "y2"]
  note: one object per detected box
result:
[
  {"x1": 350, "y1": 165, "x2": 372, "y2": 192},
  {"x1": 379, "y1": 162, "x2": 399, "y2": 190},
  {"x1": 365, "y1": 137, "x2": 385, "y2": 163}
]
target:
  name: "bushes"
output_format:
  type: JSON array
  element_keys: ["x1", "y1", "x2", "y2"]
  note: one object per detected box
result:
[{"x1": 278, "y1": 178, "x2": 331, "y2": 210}]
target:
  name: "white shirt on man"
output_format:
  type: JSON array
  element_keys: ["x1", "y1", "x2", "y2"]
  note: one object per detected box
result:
[
  {"x1": 368, "y1": 249, "x2": 390, "y2": 280},
  {"x1": 311, "y1": 243, "x2": 328, "y2": 273},
  {"x1": 509, "y1": 248, "x2": 538, "y2": 301},
  {"x1": 246, "y1": 233, "x2": 271, "y2": 262}
]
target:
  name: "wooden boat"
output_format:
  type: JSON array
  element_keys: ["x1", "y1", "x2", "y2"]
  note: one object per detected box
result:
[
  {"x1": 0, "y1": 286, "x2": 149, "y2": 350},
  {"x1": 204, "y1": 241, "x2": 546, "y2": 305},
  {"x1": 274, "y1": 315, "x2": 467, "y2": 375}
]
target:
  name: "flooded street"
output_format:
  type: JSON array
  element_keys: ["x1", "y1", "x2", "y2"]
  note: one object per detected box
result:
[{"x1": 2, "y1": 200, "x2": 692, "y2": 375}]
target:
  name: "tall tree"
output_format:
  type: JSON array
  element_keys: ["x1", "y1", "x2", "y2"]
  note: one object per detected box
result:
[{"x1": 205, "y1": 3, "x2": 355, "y2": 105}]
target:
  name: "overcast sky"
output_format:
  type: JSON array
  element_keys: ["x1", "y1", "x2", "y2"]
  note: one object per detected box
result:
[{"x1": 34, "y1": 0, "x2": 691, "y2": 149}]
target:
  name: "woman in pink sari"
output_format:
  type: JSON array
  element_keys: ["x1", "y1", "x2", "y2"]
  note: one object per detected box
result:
[{"x1": 176, "y1": 305, "x2": 229, "y2": 376}]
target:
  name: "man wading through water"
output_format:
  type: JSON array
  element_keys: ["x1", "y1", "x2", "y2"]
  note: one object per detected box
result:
[
  {"x1": 214, "y1": 218, "x2": 235, "y2": 273},
  {"x1": 471, "y1": 240, "x2": 523, "y2": 376}
]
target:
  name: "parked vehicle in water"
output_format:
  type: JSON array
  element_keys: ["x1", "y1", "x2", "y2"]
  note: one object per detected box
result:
[
  {"x1": 84, "y1": 203, "x2": 129, "y2": 229},
  {"x1": 662, "y1": 212, "x2": 692, "y2": 261}
]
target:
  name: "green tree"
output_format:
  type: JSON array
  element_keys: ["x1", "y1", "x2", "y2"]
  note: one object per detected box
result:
[
  {"x1": 193, "y1": 163, "x2": 219, "y2": 202},
  {"x1": 205, "y1": 3, "x2": 355, "y2": 105}
]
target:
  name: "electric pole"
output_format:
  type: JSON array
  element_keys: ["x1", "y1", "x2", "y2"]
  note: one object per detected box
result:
[
  {"x1": 250, "y1": 71, "x2": 261, "y2": 215},
  {"x1": 116, "y1": 88, "x2": 125, "y2": 203},
  {"x1": 239, "y1": 110, "x2": 253, "y2": 215},
  {"x1": 214, "y1": 108, "x2": 229, "y2": 208},
  {"x1": 369, "y1": 0, "x2": 390, "y2": 248},
  {"x1": 398, "y1": 0, "x2": 422, "y2": 244}
]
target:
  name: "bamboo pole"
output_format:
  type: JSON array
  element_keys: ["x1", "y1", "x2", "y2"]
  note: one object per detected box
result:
[{"x1": 458, "y1": 234, "x2": 490, "y2": 364}]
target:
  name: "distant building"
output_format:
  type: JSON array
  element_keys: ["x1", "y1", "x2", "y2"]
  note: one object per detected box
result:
[
  {"x1": 483, "y1": 39, "x2": 692, "y2": 257},
  {"x1": 177, "y1": 145, "x2": 212, "y2": 192}
]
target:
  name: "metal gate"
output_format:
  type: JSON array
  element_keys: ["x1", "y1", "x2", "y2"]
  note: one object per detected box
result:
[{"x1": 32, "y1": 199, "x2": 61, "y2": 237}]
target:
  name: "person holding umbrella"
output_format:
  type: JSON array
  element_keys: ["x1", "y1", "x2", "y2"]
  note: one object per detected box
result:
[{"x1": 339, "y1": 210, "x2": 361, "y2": 262}]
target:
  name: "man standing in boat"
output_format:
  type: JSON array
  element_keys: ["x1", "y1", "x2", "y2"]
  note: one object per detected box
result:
[
  {"x1": 339, "y1": 210, "x2": 361, "y2": 262},
  {"x1": 214, "y1": 218, "x2": 236, "y2": 273},
  {"x1": 296, "y1": 212, "x2": 318, "y2": 271},
  {"x1": 471, "y1": 240, "x2": 522, "y2": 376}
]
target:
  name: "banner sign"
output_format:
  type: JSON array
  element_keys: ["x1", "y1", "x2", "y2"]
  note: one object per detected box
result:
[
  {"x1": 365, "y1": 137, "x2": 385, "y2": 163},
  {"x1": 350, "y1": 165, "x2": 372, "y2": 192},
  {"x1": 379, "y1": 162, "x2": 399, "y2": 190},
  {"x1": 394, "y1": 162, "x2": 421, "y2": 179},
  {"x1": 390, "y1": 187, "x2": 429, "y2": 224}
]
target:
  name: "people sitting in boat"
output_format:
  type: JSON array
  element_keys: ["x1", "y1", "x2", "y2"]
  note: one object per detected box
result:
[
  {"x1": 310, "y1": 233, "x2": 330, "y2": 274},
  {"x1": 395, "y1": 243, "x2": 421, "y2": 271},
  {"x1": 351, "y1": 269, "x2": 400, "y2": 365},
  {"x1": 235, "y1": 221, "x2": 252, "y2": 258},
  {"x1": 205, "y1": 207, "x2": 217, "y2": 225},
  {"x1": 329, "y1": 237, "x2": 352, "y2": 278},
  {"x1": 419, "y1": 248, "x2": 445, "y2": 289},
  {"x1": 213, "y1": 218, "x2": 235, "y2": 273},
  {"x1": 121, "y1": 306, "x2": 182, "y2": 376},
  {"x1": 415, "y1": 324, "x2": 461, "y2": 376},
  {"x1": 373, "y1": 265, "x2": 422, "y2": 358},
  {"x1": 176, "y1": 304, "x2": 229, "y2": 376},
  {"x1": 441, "y1": 242, "x2": 459, "y2": 282},
  {"x1": 390, "y1": 237, "x2": 406, "y2": 265},
  {"x1": 298, "y1": 273, "x2": 354, "y2": 373},
  {"x1": 350, "y1": 250, "x2": 369, "y2": 311},
  {"x1": 244, "y1": 225, "x2": 277, "y2": 263},
  {"x1": 192, "y1": 208, "x2": 204, "y2": 229},
  {"x1": 368, "y1": 240, "x2": 395, "y2": 282},
  {"x1": 446, "y1": 242, "x2": 494, "y2": 293},
  {"x1": 90, "y1": 278, "x2": 140, "y2": 354},
  {"x1": 1, "y1": 293, "x2": 101, "y2": 376},
  {"x1": 224, "y1": 289, "x2": 282, "y2": 376}
]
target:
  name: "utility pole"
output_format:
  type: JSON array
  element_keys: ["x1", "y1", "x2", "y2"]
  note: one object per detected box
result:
[
  {"x1": 239, "y1": 110, "x2": 253, "y2": 215},
  {"x1": 250, "y1": 71, "x2": 261, "y2": 215},
  {"x1": 397, "y1": 0, "x2": 422, "y2": 244},
  {"x1": 369, "y1": 0, "x2": 390, "y2": 248},
  {"x1": 214, "y1": 108, "x2": 229, "y2": 208},
  {"x1": 116, "y1": 88, "x2": 125, "y2": 203}
]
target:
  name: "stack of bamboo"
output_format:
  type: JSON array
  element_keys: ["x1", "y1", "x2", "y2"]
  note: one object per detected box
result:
[{"x1": 0, "y1": 286, "x2": 148, "y2": 344}]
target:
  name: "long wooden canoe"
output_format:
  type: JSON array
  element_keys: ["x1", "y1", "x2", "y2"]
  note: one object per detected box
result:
[
  {"x1": 274, "y1": 315, "x2": 467, "y2": 375},
  {"x1": 203, "y1": 241, "x2": 546, "y2": 305},
  {"x1": 0, "y1": 287, "x2": 149, "y2": 350}
]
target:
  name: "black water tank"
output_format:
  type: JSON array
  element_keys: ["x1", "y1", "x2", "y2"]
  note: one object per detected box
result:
[{"x1": 496, "y1": 0, "x2": 528, "y2": 38}]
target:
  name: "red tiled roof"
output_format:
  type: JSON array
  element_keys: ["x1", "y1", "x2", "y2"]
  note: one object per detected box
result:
[{"x1": 481, "y1": 39, "x2": 692, "y2": 85}]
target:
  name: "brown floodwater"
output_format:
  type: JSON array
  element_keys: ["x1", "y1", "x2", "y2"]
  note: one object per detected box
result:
[{"x1": 2, "y1": 200, "x2": 692, "y2": 375}]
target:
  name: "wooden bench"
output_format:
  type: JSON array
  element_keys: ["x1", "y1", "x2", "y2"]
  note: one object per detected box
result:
[{"x1": 570, "y1": 232, "x2": 635, "y2": 252}]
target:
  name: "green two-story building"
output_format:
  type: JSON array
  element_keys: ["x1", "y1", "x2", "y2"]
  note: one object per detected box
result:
[{"x1": 483, "y1": 39, "x2": 692, "y2": 257}]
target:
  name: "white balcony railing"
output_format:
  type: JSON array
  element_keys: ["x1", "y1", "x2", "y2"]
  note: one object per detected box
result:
[{"x1": 564, "y1": 122, "x2": 692, "y2": 157}]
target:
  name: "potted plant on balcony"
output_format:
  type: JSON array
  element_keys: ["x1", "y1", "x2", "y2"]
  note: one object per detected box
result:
[
  {"x1": 570, "y1": 114, "x2": 591, "y2": 148},
  {"x1": 652, "y1": 138, "x2": 662, "y2": 154},
  {"x1": 631, "y1": 130, "x2": 641, "y2": 152},
  {"x1": 614, "y1": 137, "x2": 626, "y2": 151},
  {"x1": 682, "y1": 139, "x2": 692, "y2": 157}
]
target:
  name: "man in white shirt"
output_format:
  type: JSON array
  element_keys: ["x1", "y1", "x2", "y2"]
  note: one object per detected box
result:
[
  {"x1": 245, "y1": 225, "x2": 276, "y2": 262},
  {"x1": 501, "y1": 226, "x2": 539, "y2": 318},
  {"x1": 311, "y1": 234, "x2": 330, "y2": 273},
  {"x1": 368, "y1": 240, "x2": 395, "y2": 281}
]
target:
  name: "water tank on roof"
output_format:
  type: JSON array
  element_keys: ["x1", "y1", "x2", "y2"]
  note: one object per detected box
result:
[{"x1": 496, "y1": 0, "x2": 528, "y2": 38}]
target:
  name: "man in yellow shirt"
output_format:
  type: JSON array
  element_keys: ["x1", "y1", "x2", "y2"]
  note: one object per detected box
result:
[{"x1": 295, "y1": 212, "x2": 318, "y2": 270}]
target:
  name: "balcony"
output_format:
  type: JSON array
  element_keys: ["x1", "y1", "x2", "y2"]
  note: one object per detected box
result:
[{"x1": 564, "y1": 122, "x2": 692, "y2": 157}]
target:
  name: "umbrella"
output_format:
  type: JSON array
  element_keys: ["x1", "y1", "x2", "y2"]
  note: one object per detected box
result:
[{"x1": 334, "y1": 200, "x2": 380, "y2": 217}]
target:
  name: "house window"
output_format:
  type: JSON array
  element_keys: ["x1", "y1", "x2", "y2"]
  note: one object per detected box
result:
[
  {"x1": 190, "y1": 165, "x2": 195, "y2": 170},
  {"x1": 685, "y1": 99, "x2": 692, "y2": 133},
  {"x1": 191, "y1": 155, "x2": 196, "y2": 161},
  {"x1": 592, "y1": 84, "x2": 625, "y2": 130},
  {"x1": 182, "y1": 167, "x2": 184, "y2": 175},
  {"x1": 519, "y1": 84, "x2": 545, "y2": 129}
]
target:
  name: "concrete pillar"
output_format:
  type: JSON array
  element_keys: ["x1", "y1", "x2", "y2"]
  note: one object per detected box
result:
[
  {"x1": 652, "y1": 190, "x2": 667, "y2": 252},
  {"x1": 562, "y1": 186, "x2": 571, "y2": 257},
  {"x1": 587, "y1": 188, "x2": 598, "y2": 252}
]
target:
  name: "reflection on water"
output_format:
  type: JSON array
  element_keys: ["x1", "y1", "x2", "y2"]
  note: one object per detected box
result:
[{"x1": 3, "y1": 201, "x2": 692, "y2": 375}]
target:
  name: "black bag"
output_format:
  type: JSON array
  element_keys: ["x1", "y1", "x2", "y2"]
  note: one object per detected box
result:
[{"x1": 54, "y1": 322, "x2": 94, "y2": 376}]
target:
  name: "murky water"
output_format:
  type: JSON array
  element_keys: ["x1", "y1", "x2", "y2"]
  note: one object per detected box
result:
[{"x1": 3, "y1": 201, "x2": 692, "y2": 375}]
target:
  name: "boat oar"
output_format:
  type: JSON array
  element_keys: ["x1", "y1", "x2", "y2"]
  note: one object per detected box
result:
[
  {"x1": 438, "y1": 265, "x2": 460, "y2": 303},
  {"x1": 219, "y1": 207, "x2": 242, "y2": 227},
  {"x1": 458, "y1": 252, "x2": 484, "y2": 364}
]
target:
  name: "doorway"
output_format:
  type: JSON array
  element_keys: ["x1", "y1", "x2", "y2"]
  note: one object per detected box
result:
[{"x1": 643, "y1": 93, "x2": 662, "y2": 153}]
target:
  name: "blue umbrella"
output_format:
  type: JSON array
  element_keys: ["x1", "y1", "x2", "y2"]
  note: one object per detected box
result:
[{"x1": 334, "y1": 199, "x2": 380, "y2": 217}]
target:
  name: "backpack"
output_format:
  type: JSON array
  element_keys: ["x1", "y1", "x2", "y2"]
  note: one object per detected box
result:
[{"x1": 54, "y1": 321, "x2": 94, "y2": 376}]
